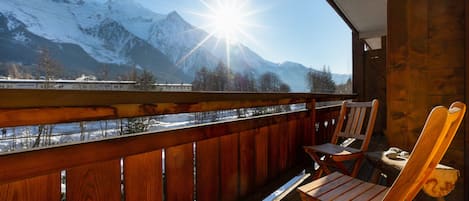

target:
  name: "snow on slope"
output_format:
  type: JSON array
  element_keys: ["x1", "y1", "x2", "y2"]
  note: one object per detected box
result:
[
  {"x1": 0, "y1": 0, "x2": 126, "y2": 63},
  {"x1": 104, "y1": 0, "x2": 165, "y2": 40}
]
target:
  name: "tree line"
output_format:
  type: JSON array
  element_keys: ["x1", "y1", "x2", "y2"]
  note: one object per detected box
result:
[{"x1": 192, "y1": 62, "x2": 291, "y2": 93}]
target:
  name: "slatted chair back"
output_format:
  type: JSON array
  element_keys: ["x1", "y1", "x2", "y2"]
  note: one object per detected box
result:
[
  {"x1": 384, "y1": 102, "x2": 466, "y2": 201},
  {"x1": 331, "y1": 99, "x2": 378, "y2": 152}
]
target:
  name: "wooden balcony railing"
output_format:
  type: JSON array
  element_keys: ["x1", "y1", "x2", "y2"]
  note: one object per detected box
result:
[
  {"x1": 0, "y1": 89, "x2": 354, "y2": 201},
  {"x1": 315, "y1": 104, "x2": 342, "y2": 145}
]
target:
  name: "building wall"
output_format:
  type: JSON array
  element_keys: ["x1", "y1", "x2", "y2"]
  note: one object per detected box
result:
[{"x1": 387, "y1": 0, "x2": 465, "y2": 199}]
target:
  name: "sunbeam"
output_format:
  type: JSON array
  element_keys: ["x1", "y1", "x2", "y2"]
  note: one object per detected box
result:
[{"x1": 177, "y1": 0, "x2": 262, "y2": 69}]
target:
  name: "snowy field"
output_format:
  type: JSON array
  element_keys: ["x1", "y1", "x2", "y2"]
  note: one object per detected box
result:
[{"x1": 0, "y1": 104, "x2": 305, "y2": 153}]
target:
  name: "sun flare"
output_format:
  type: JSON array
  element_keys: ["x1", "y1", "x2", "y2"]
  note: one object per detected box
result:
[
  {"x1": 210, "y1": 2, "x2": 246, "y2": 42},
  {"x1": 177, "y1": 0, "x2": 262, "y2": 67}
]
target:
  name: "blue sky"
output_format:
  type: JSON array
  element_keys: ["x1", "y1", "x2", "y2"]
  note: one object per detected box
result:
[{"x1": 134, "y1": 0, "x2": 352, "y2": 74}]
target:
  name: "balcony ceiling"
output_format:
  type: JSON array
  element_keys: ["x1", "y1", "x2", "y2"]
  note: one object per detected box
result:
[{"x1": 332, "y1": 0, "x2": 387, "y2": 39}]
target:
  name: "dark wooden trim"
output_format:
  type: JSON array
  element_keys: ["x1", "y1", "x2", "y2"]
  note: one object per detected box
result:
[
  {"x1": 0, "y1": 110, "x2": 308, "y2": 184},
  {"x1": 326, "y1": 0, "x2": 359, "y2": 33},
  {"x1": 465, "y1": 0, "x2": 469, "y2": 199}
]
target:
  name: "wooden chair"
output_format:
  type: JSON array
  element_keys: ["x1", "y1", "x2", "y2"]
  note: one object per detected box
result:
[
  {"x1": 304, "y1": 99, "x2": 379, "y2": 178},
  {"x1": 297, "y1": 101, "x2": 466, "y2": 201}
]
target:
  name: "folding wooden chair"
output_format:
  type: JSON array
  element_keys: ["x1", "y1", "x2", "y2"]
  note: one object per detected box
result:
[
  {"x1": 304, "y1": 99, "x2": 379, "y2": 178},
  {"x1": 297, "y1": 101, "x2": 466, "y2": 201}
]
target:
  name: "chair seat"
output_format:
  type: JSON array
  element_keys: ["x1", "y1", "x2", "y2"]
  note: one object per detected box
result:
[
  {"x1": 297, "y1": 172, "x2": 388, "y2": 201},
  {"x1": 305, "y1": 143, "x2": 362, "y2": 156}
]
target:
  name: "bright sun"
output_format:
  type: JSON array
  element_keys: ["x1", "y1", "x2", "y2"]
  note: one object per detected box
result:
[
  {"x1": 211, "y1": 2, "x2": 244, "y2": 42},
  {"x1": 201, "y1": 0, "x2": 253, "y2": 43},
  {"x1": 177, "y1": 0, "x2": 261, "y2": 67}
]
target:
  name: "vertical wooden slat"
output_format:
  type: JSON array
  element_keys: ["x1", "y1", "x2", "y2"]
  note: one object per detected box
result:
[
  {"x1": 344, "y1": 107, "x2": 356, "y2": 136},
  {"x1": 326, "y1": 110, "x2": 335, "y2": 141},
  {"x1": 220, "y1": 133, "x2": 239, "y2": 201},
  {"x1": 196, "y1": 138, "x2": 220, "y2": 201},
  {"x1": 0, "y1": 173, "x2": 60, "y2": 201},
  {"x1": 67, "y1": 160, "x2": 121, "y2": 201},
  {"x1": 124, "y1": 150, "x2": 162, "y2": 201},
  {"x1": 298, "y1": 117, "x2": 307, "y2": 163},
  {"x1": 166, "y1": 143, "x2": 194, "y2": 201},
  {"x1": 268, "y1": 124, "x2": 281, "y2": 179},
  {"x1": 239, "y1": 129, "x2": 255, "y2": 197},
  {"x1": 349, "y1": 107, "x2": 361, "y2": 136},
  {"x1": 287, "y1": 119, "x2": 299, "y2": 168},
  {"x1": 255, "y1": 127, "x2": 269, "y2": 187},
  {"x1": 305, "y1": 99, "x2": 316, "y2": 146},
  {"x1": 278, "y1": 121, "x2": 288, "y2": 172},
  {"x1": 354, "y1": 107, "x2": 367, "y2": 135}
]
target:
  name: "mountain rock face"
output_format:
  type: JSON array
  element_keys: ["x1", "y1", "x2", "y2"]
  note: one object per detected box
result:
[{"x1": 0, "y1": 0, "x2": 349, "y2": 91}]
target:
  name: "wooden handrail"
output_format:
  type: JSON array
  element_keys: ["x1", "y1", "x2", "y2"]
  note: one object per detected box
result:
[
  {"x1": 0, "y1": 89, "x2": 355, "y2": 108},
  {"x1": 0, "y1": 89, "x2": 355, "y2": 127}
]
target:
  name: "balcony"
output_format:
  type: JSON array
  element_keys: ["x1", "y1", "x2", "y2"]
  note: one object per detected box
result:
[{"x1": 0, "y1": 89, "x2": 354, "y2": 201}]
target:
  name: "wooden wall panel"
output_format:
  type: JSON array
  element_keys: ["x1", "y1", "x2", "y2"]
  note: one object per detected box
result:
[
  {"x1": 196, "y1": 138, "x2": 220, "y2": 201},
  {"x1": 124, "y1": 150, "x2": 163, "y2": 201},
  {"x1": 165, "y1": 143, "x2": 194, "y2": 201},
  {"x1": 67, "y1": 160, "x2": 121, "y2": 201},
  {"x1": 220, "y1": 134, "x2": 239, "y2": 201},
  {"x1": 388, "y1": 0, "x2": 466, "y2": 199},
  {"x1": 0, "y1": 173, "x2": 60, "y2": 201}
]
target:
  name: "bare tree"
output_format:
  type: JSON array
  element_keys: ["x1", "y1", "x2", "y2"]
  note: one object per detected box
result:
[
  {"x1": 136, "y1": 69, "x2": 156, "y2": 91},
  {"x1": 99, "y1": 64, "x2": 109, "y2": 80},
  {"x1": 37, "y1": 48, "x2": 62, "y2": 87},
  {"x1": 306, "y1": 66, "x2": 336, "y2": 93},
  {"x1": 213, "y1": 61, "x2": 232, "y2": 91},
  {"x1": 192, "y1": 67, "x2": 211, "y2": 91},
  {"x1": 258, "y1": 72, "x2": 286, "y2": 92},
  {"x1": 7, "y1": 63, "x2": 23, "y2": 78},
  {"x1": 335, "y1": 78, "x2": 352, "y2": 94}
]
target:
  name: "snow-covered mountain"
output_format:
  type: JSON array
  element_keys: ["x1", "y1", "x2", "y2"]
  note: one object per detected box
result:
[{"x1": 0, "y1": 0, "x2": 350, "y2": 91}]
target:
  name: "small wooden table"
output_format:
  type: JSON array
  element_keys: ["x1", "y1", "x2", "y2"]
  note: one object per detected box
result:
[{"x1": 365, "y1": 151, "x2": 459, "y2": 200}]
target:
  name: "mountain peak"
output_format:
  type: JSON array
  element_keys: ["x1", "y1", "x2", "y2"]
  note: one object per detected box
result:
[{"x1": 166, "y1": 11, "x2": 183, "y2": 21}]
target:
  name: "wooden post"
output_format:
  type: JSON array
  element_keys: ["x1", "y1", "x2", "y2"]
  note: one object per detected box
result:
[{"x1": 305, "y1": 99, "x2": 316, "y2": 146}]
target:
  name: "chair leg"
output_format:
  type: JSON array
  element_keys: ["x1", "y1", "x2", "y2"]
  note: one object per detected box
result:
[
  {"x1": 334, "y1": 161, "x2": 351, "y2": 176},
  {"x1": 350, "y1": 157, "x2": 364, "y2": 177},
  {"x1": 369, "y1": 168, "x2": 381, "y2": 184},
  {"x1": 312, "y1": 167, "x2": 323, "y2": 180},
  {"x1": 305, "y1": 148, "x2": 332, "y2": 178}
]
